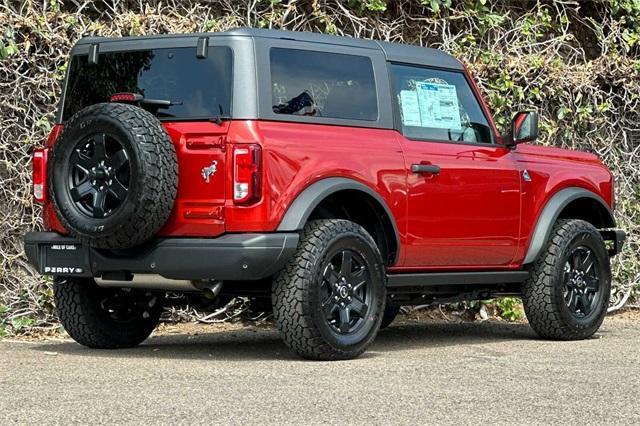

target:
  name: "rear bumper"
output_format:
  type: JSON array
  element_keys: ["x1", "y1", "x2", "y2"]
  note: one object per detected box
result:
[{"x1": 24, "y1": 232, "x2": 299, "y2": 281}]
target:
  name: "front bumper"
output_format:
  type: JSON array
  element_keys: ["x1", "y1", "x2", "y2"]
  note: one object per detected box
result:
[{"x1": 24, "y1": 232, "x2": 299, "y2": 281}]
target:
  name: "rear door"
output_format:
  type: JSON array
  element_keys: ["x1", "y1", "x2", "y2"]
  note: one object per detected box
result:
[
  {"x1": 389, "y1": 63, "x2": 521, "y2": 267},
  {"x1": 62, "y1": 43, "x2": 234, "y2": 237}
]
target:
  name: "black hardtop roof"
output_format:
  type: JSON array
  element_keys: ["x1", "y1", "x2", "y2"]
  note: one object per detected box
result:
[{"x1": 76, "y1": 27, "x2": 464, "y2": 70}]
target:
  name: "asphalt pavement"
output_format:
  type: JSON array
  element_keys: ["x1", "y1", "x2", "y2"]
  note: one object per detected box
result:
[{"x1": 1, "y1": 318, "x2": 639, "y2": 425}]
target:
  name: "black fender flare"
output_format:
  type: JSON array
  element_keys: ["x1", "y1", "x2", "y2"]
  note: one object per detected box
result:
[
  {"x1": 277, "y1": 177, "x2": 401, "y2": 262},
  {"x1": 523, "y1": 187, "x2": 615, "y2": 264}
]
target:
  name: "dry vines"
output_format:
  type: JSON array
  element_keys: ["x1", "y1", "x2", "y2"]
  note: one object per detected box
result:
[{"x1": 0, "y1": 0, "x2": 638, "y2": 334}]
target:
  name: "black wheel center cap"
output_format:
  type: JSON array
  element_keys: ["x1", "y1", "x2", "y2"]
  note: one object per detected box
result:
[
  {"x1": 93, "y1": 168, "x2": 108, "y2": 180},
  {"x1": 338, "y1": 286, "x2": 349, "y2": 299},
  {"x1": 89, "y1": 164, "x2": 113, "y2": 184}
]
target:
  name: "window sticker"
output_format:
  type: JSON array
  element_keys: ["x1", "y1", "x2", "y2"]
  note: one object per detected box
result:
[
  {"x1": 399, "y1": 81, "x2": 462, "y2": 130},
  {"x1": 399, "y1": 90, "x2": 421, "y2": 126}
]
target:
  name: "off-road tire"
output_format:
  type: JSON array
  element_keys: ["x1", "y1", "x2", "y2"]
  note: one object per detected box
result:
[
  {"x1": 49, "y1": 103, "x2": 178, "y2": 249},
  {"x1": 522, "y1": 219, "x2": 611, "y2": 340},
  {"x1": 272, "y1": 219, "x2": 386, "y2": 360},
  {"x1": 380, "y1": 306, "x2": 400, "y2": 329},
  {"x1": 54, "y1": 277, "x2": 164, "y2": 349}
]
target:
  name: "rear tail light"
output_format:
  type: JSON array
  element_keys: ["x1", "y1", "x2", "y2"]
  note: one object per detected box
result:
[
  {"x1": 45, "y1": 124, "x2": 63, "y2": 148},
  {"x1": 32, "y1": 148, "x2": 48, "y2": 204},
  {"x1": 233, "y1": 144, "x2": 262, "y2": 205}
]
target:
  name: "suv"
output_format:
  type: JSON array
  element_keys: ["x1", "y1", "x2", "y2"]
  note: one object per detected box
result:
[{"x1": 24, "y1": 28, "x2": 626, "y2": 360}]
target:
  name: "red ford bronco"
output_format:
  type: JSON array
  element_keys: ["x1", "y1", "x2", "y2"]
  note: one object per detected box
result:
[{"x1": 25, "y1": 29, "x2": 626, "y2": 360}]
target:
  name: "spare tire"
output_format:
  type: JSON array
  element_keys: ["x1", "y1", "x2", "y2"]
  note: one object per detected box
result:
[{"x1": 49, "y1": 103, "x2": 178, "y2": 249}]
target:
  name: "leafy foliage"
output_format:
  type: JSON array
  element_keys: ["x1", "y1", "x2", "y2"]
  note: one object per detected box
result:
[
  {"x1": 495, "y1": 298, "x2": 525, "y2": 322},
  {"x1": 0, "y1": 0, "x2": 638, "y2": 335}
]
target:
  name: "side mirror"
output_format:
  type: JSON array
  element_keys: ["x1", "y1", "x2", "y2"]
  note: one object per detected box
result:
[{"x1": 505, "y1": 111, "x2": 539, "y2": 148}]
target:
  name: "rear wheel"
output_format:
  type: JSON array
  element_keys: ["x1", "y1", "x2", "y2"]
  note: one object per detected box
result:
[
  {"x1": 54, "y1": 277, "x2": 164, "y2": 348},
  {"x1": 273, "y1": 219, "x2": 386, "y2": 360},
  {"x1": 522, "y1": 219, "x2": 611, "y2": 340}
]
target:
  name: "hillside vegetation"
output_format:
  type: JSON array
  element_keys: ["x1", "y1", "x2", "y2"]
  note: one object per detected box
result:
[{"x1": 0, "y1": 0, "x2": 638, "y2": 335}]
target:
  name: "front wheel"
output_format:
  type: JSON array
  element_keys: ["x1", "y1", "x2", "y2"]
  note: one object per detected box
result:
[
  {"x1": 522, "y1": 219, "x2": 611, "y2": 340},
  {"x1": 54, "y1": 277, "x2": 164, "y2": 348},
  {"x1": 272, "y1": 219, "x2": 386, "y2": 360}
]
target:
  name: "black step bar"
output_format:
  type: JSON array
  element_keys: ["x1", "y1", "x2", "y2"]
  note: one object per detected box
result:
[{"x1": 386, "y1": 271, "x2": 530, "y2": 288}]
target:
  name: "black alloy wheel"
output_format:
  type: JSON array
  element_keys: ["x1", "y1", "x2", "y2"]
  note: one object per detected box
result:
[
  {"x1": 320, "y1": 249, "x2": 372, "y2": 335},
  {"x1": 49, "y1": 102, "x2": 177, "y2": 249},
  {"x1": 272, "y1": 219, "x2": 386, "y2": 360},
  {"x1": 68, "y1": 133, "x2": 131, "y2": 219},
  {"x1": 98, "y1": 287, "x2": 160, "y2": 323},
  {"x1": 563, "y1": 246, "x2": 602, "y2": 318},
  {"x1": 521, "y1": 219, "x2": 611, "y2": 340}
]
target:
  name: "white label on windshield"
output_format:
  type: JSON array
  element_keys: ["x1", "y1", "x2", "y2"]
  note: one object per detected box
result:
[{"x1": 416, "y1": 82, "x2": 462, "y2": 130}]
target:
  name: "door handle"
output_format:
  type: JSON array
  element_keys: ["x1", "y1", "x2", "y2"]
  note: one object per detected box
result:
[{"x1": 411, "y1": 164, "x2": 441, "y2": 175}]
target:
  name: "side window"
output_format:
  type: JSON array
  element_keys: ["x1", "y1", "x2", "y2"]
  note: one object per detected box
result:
[
  {"x1": 389, "y1": 63, "x2": 493, "y2": 144},
  {"x1": 270, "y1": 48, "x2": 378, "y2": 121}
]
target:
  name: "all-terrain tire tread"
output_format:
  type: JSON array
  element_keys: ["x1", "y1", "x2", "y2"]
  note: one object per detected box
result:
[
  {"x1": 54, "y1": 278, "x2": 162, "y2": 349},
  {"x1": 50, "y1": 103, "x2": 178, "y2": 249},
  {"x1": 521, "y1": 219, "x2": 610, "y2": 340},
  {"x1": 272, "y1": 219, "x2": 384, "y2": 360}
]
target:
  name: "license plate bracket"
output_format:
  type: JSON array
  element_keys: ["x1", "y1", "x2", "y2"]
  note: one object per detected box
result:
[{"x1": 39, "y1": 243, "x2": 92, "y2": 276}]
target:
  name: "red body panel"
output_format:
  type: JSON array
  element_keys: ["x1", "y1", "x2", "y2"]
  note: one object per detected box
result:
[
  {"x1": 222, "y1": 120, "x2": 408, "y2": 248},
  {"x1": 40, "y1": 68, "x2": 614, "y2": 271},
  {"x1": 510, "y1": 143, "x2": 613, "y2": 264},
  {"x1": 41, "y1": 118, "x2": 614, "y2": 270},
  {"x1": 397, "y1": 137, "x2": 520, "y2": 268},
  {"x1": 157, "y1": 121, "x2": 229, "y2": 237}
]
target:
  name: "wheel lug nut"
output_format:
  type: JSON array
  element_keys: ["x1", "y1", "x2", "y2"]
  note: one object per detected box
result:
[{"x1": 334, "y1": 296, "x2": 339, "y2": 301}]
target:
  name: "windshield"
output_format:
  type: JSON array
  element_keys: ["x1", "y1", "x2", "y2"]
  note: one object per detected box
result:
[{"x1": 62, "y1": 46, "x2": 232, "y2": 121}]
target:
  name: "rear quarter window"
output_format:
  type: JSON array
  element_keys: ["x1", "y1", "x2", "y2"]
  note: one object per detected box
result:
[
  {"x1": 269, "y1": 48, "x2": 378, "y2": 121},
  {"x1": 62, "y1": 46, "x2": 232, "y2": 121}
]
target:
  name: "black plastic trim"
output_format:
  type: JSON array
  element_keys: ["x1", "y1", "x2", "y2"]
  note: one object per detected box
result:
[
  {"x1": 24, "y1": 232, "x2": 299, "y2": 281},
  {"x1": 88, "y1": 43, "x2": 99, "y2": 64},
  {"x1": 600, "y1": 229, "x2": 626, "y2": 256},
  {"x1": 523, "y1": 187, "x2": 616, "y2": 264},
  {"x1": 386, "y1": 271, "x2": 530, "y2": 288},
  {"x1": 196, "y1": 36, "x2": 209, "y2": 58},
  {"x1": 276, "y1": 177, "x2": 400, "y2": 263}
]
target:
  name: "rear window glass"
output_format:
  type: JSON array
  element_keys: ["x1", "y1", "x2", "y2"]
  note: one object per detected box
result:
[
  {"x1": 270, "y1": 48, "x2": 377, "y2": 121},
  {"x1": 62, "y1": 46, "x2": 232, "y2": 121}
]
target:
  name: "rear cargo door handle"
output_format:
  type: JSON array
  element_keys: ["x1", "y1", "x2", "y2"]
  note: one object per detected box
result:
[{"x1": 411, "y1": 164, "x2": 441, "y2": 175}]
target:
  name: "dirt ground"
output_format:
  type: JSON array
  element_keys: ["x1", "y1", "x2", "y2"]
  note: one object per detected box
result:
[{"x1": 2, "y1": 310, "x2": 640, "y2": 425}]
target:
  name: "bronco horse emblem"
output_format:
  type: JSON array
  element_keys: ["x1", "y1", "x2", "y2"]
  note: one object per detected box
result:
[{"x1": 201, "y1": 160, "x2": 218, "y2": 183}]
